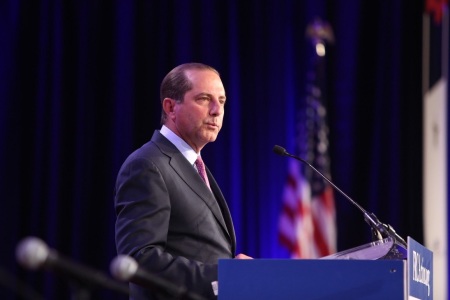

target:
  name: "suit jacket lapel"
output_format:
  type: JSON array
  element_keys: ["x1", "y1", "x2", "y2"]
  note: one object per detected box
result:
[
  {"x1": 207, "y1": 167, "x2": 237, "y2": 254},
  {"x1": 151, "y1": 132, "x2": 232, "y2": 244}
]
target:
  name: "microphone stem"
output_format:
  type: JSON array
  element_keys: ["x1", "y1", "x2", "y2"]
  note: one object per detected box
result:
[
  {"x1": 287, "y1": 154, "x2": 367, "y2": 214},
  {"x1": 286, "y1": 152, "x2": 407, "y2": 249}
]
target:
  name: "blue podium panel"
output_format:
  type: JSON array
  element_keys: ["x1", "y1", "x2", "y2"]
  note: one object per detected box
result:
[{"x1": 218, "y1": 259, "x2": 405, "y2": 300}]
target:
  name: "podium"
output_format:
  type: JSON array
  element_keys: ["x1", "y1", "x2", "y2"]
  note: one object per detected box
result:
[{"x1": 218, "y1": 237, "x2": 432, "y2": 300}]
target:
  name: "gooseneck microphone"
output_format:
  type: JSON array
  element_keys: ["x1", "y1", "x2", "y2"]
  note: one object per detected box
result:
[
  {"x1": 273, "y1": 145, "x2": 407, "y2": 249},
  {"x1": 110, "y1": 255, "x2": 207, "y2": 300},
  {"x1": 16, "y1": 237, "x2": 130, "y2": 297}
]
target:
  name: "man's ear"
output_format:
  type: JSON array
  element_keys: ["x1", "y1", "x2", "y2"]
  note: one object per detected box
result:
[{"x1": 162, "y1": 98, "x2": 176, "y2": 119}]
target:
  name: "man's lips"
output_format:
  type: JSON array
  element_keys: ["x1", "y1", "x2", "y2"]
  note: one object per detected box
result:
[{"x1": 205, "y1": 122, "x2": 219, "y2": 128}]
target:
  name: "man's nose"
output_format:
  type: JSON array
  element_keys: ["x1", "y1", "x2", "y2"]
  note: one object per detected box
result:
[{"x1": 210, "y1": 100, "x2": 223, "y2": 116}]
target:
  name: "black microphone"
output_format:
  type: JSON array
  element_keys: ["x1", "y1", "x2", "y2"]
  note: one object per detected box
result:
[
  {"x1": 273, "y1": 145, "x2": 408, "y2": 250},
  {"x1": 16, "y1": 237, "x2": 130, "y2": 296},
  {"x1": 110, "y1": 255, "x2": 207, "y2": 300}
]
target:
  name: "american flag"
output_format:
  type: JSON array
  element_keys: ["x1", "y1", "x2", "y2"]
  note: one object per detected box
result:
[{"x1": 278, "y1": 19, "x2": 337, "y2": 258}]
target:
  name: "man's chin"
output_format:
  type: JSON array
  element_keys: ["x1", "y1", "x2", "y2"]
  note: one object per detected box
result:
[{"x1": 203, "y1": 133, "x2": 218, "y2": 143}]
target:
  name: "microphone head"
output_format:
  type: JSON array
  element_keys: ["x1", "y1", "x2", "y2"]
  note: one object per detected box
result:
[
  {"x1": 16, "y1": 237, "x2": 50, "y2": 270},
  {"x1": 110, "y1": 255, "x2": 138, "y2": 281},
  {"x1": 273, "y1": 145, "x2": 288, "y2": 156}
]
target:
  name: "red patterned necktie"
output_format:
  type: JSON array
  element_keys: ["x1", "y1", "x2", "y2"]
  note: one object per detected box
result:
[{"x1": 195, "y1": 156, "x2": 211, "y2": 190}]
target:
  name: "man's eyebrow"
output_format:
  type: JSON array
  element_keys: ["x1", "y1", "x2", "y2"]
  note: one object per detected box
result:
[
  {"x1": 196, "y1": 92, "x2": 210, "y2": 97},
  {"x1": 195, "y1": 93, "x2": 226, "y2": 99}
]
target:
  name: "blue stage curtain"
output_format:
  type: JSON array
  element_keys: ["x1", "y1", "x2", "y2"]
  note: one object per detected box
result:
[{"x1": 0, "y1": 0, "x2": 423, "y2": 298}]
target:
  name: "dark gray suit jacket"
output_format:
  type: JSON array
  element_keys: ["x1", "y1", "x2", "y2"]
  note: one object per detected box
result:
[{"x1": 115, "y1": 130, "x2": 236, "y2": 299}]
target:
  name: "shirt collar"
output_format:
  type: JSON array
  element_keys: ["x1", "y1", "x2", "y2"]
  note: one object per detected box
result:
[{"x1": 160, "y1": 125, "x2": 199, "y2": 165}]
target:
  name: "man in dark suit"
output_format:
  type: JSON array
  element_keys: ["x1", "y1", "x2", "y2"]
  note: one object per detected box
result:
[{"x1": 114, "y1": 63, "x2": 251, "y2": 299}]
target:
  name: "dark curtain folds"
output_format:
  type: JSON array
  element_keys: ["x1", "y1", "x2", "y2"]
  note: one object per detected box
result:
[{"x1": 0, "y1": 1, "x2": 424, "y2": 299}]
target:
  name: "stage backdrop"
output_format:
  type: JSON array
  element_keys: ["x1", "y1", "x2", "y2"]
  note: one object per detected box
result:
[
  {"x1": 0, "y1": 1, "x2": 424, "y2": 299},
  {"x1": 423, "y1": 1, "x2": 449, "y2": 298}
]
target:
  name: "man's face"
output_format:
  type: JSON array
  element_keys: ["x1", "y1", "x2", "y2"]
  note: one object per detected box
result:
[{"x1": 171, "y1": 69, "x2": 226, "y2": 152}]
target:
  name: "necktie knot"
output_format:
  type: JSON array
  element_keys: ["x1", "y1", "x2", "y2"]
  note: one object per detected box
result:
[{"x1": 195, "y1": 156, "x2": 211, "y2": 189}]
